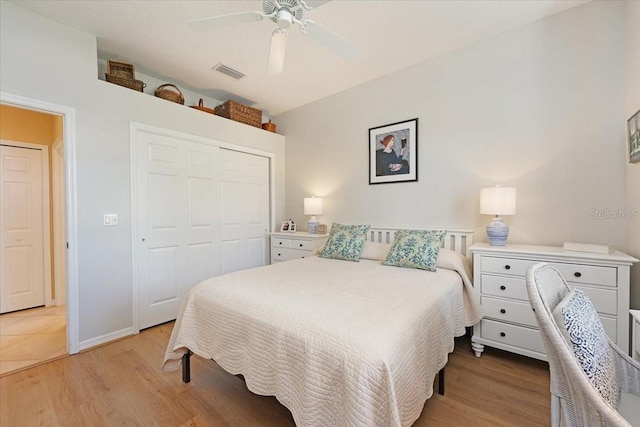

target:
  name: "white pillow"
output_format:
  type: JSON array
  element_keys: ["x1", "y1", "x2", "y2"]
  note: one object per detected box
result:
[
  {"x1": 552, "y1": 288, "x2": 619, "y2": 408},
  {"x1": 359, "y1": 241, "x2": 392, "y2": 261}
]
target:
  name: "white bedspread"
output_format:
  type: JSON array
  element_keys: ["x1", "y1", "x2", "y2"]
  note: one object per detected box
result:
[{"x1": 163, "y1": 256, "x2": 482, "y2": 427}]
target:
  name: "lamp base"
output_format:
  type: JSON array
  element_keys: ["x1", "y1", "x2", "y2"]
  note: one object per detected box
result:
[
  {"x1": 486, "y1": 217, "x2": 509, "y2": 246},
  {"x1": 307, "y1": 217, "x2": 319, "y2": 234}
]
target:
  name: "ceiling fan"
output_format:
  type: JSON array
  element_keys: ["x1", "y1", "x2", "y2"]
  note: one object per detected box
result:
[{"x1": 188, "y1": 0, "x2": 356, "y2": 74}]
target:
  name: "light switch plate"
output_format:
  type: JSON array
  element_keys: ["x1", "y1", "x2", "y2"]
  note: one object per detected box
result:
[{"x1": 103, "y1": 214, "x2": 118, "y2": 226}]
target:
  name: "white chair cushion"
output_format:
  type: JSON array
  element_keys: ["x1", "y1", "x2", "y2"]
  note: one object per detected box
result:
[
  {"x1": 552, "y1": 288, "x2": 620, "y2": 408},
  {"x1": 618, "y1": 391, "x2": 640, "y2": 424}
]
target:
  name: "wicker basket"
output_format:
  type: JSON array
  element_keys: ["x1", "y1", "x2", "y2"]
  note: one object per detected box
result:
[
  {"x1": 107, "y1": 60, "x2": 135, "y2": 79},
  {"x1": 214, "y1": 100, "x2": 262, "y2": 128},
  {"x1": 154, "y1": 84, "x2": 184, "y2": 104},
  {"x1": 105, "y1": 73, "x2": 146, "y2": 92},
  {"x1": 190, "y1": 98, "x2": 216, "y2": 115}
]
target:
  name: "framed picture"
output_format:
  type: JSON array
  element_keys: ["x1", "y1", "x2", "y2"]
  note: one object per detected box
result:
[
  {"x1": 628, "y1": 109, "x2": 640, "y2": 163},
  {"x1": 280, "y1": 220, "x2": 291, "y2": 232},
  {"x1": 369, "y1": 118, "x2": 418, "y2": 184}
]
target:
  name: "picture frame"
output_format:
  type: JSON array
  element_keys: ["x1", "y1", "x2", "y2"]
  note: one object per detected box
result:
[
  {"x1": 369, "y1": 118, "x2": 418, "y2": 184},
  {"x1": 628, "y1": 109, "x2": 640, "y2": 164},
  {"x1": 280, "y1": 220, "x2": 291, "y2": 232}
]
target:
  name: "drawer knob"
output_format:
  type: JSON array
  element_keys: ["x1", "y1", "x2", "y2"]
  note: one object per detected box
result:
[
  {"x1": 277, "y1": 253, "x2": 281, "y2": 256},
  {"x1": 574, "y1": 272, "x2": 582, "y2": 278},
  {"x1": 500, "y1": 309, "x2": 506, "y2": 314},
  {"x1": 504, "y1": 265, "x2": 511, "y2": 270},
  {"x1": 299, "y1": 243, "x2": 303, "y2": 247},
  {"x1": 279, "y1": 242, "x2": 283, "y2": 245},
  {"x1": 500, "y1": 285, "x2": 506, "y2": 290},
  {"x1": 500, "y1": 332, "x2": 506, "y2": 337}
]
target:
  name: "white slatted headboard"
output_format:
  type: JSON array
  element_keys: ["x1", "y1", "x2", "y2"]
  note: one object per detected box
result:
[{"x1": 367, "y1": 227, "x2": 474, "y2": 261}]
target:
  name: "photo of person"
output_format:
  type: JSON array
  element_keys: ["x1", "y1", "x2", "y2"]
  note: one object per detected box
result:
[
  {"x1": 629, "y1": 110, "x2": 640, "y2": 163},
  {"x1": 368, "y1": 118, "x2": 417, "y2": 184},
  {"x1": 376, "y1": 133, "x2": 409, "y2": 176}
]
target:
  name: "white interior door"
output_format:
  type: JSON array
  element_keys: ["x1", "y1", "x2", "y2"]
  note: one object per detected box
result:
[
  {"x1": 220, "y1": 149, "x2": 270, "y2": 274},
  {"x1": 135, "y1": 132, "x2": 222, "y2": 329},
  {"x1": 0, "y1": 145, "x2": 46, "y2": 313},
  {"x1": 135, "y1": 129, "x2": 271, "y2": 330}
]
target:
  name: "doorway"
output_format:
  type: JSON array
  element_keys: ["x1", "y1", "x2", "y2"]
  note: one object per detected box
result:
[{"x1": 0, "y1": 98, "x2": 77, "y2": 375}]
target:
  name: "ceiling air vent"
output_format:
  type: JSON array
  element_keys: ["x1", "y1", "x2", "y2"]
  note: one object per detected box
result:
[{"x1": 213, "y1": 62, "x2": 245, "y2": 80}]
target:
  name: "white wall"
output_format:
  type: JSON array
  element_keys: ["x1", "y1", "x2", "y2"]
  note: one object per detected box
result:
[
  {"x1": 277, "y1": 1, "x2": 628, "y2": 253},
  {"x1": 626, "y1": 0, "x2": 640, "y2": 308},
  {"x1": 0, "y1": 2, "x2": 286, "y2": 345}
]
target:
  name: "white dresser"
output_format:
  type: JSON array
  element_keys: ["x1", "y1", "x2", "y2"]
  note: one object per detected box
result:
[
  {"x1": 471, "y1": 243, "x2": 637, "y2": 360},
  {"x1": 270, "y1": 232, "x2": 328, "y2": 264}
]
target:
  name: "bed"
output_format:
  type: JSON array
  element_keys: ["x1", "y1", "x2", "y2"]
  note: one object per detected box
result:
[{"x1": 163, "y1": 227, "x2": 482, "y2": 427}]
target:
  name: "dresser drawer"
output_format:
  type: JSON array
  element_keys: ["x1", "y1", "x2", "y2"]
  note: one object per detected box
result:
[
  {"x1": 599, "y1": 316, "x2": 617, "y2": 341},
  {"x1": 482, "y1": 256, "x2": 535, "y2": 277},
  {"x1": 481, "y1": 296, "x2": 537, "y2": 327},
  {"x1": 481, "y1": 319, "x2": 544, "y2": 354},
  {"x1": 481, "y1": 274, "x2": 528, "y2": 301},
  {"x1": 552, "y1": 263, "x2": 616, "y2": 288},
  {"x1": 272, "y1": 247, "x2": 313, "y2": 262},
  {"x1": 272, "y1": 238, "x2": 291, "y2": 248},
  {"x1": 573, "y1": 285, "x2": 617, "y2": 316},
  {"x1": 290, "y1": 239, "x2": 316, "y2": 251}
]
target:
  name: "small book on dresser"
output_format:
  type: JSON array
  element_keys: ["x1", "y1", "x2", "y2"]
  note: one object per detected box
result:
[{"x1": 563, "y1": 241, "x2": 615, "y2": 255}]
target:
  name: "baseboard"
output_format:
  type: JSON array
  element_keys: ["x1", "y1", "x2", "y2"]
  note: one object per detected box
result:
[{"x1": 79, "y1": 327, "x2": 134, "y2": 351}]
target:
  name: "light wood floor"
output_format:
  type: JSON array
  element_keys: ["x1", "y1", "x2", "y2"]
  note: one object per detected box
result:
[
  {"x1": 0, "y1": 306, "x2": 67, "y2": 376},
  {"x1": 0, "y1": 322, "x2": 551, "y2": 426}
]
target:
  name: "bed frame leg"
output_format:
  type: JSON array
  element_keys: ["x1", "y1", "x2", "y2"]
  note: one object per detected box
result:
[
  {"x1": 182, "y1": 351, "x2": 192, "y2": 383},
  {"x1": 438, "y1": 368, "x2": 445, "y2": 395}
]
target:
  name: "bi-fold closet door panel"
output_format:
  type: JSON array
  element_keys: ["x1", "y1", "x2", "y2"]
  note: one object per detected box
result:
[
  {"x1": 135, "y1": 130, "x2": 269, "y2": 330},
  {"x1": 220, "y1": 148, "x2": 269, "y2": 274}
]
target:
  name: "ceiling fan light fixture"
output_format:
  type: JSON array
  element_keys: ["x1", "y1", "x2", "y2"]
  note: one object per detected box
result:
[
  {"x1": 268, "y1": 28, "x2": 288, "y2": 74},
  {"x1": 276, "y1": 9, "x2": 293, "y2": 29}
]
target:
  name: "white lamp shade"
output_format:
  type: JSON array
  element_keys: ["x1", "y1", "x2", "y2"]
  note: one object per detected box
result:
[
  {"x1": 304, "y1": 197, "x2": 323, "y2": 215},
  {"x1": 480, "y1": 187, "x2": 517, "y2": 216}
]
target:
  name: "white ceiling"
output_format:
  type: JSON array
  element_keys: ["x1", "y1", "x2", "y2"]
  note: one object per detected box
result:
[{"x1": 12, "y1": 0, "x2": 589, "y2": 116}]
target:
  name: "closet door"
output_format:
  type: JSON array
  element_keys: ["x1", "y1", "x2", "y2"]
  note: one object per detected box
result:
[
  {"x1": 134, "y1": 129, "x2": 271, "y2": 330},
  {"x1": 135, "y1": 132, "x2": 221, "y2": 330},
  {"x1": 0, "y1": 145, "x2": 46, "y2": 313},
  {"x1": 220, "y1": 149, "x2": 270, "y2": 274}
]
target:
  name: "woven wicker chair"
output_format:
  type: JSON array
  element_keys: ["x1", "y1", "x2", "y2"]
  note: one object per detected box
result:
[{"x1": 526, "y1": 263, "x2": 640, "y2": 426}]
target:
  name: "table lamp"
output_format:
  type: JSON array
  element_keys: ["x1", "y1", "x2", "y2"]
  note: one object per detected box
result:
[
  {"x1": 304, "y1": 197, "x2": 323, "y2": 234},
  {"x1": 480, "y1": 186, "x2": 517, "y2": 246}
]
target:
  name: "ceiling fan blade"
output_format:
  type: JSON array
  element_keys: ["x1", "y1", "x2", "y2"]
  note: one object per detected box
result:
[
  {"x1": 303, "y1": 20, "x2": 356, "y2": 61},
  {"x1": 268, "y1": 29, "x2": 288, "y2": 74},
  {"x1": 188, "y1": 11, "x2": 265, "y2": 32},
  {"x1": 303, "y1": 0, "x2": 333, "y2": 9}
]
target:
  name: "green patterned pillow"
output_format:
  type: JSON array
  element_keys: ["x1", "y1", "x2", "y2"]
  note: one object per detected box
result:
[
  {"x1": 382, "y1": 229, "x2": 447, "y2": 271},
  {"x1": 319, "y1": 224, "x2": 370, "y2": 262}
]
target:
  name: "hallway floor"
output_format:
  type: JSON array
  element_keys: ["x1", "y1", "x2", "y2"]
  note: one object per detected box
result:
[{"x1": 0, "y1": 305, "x2": 66, "y2": 376}]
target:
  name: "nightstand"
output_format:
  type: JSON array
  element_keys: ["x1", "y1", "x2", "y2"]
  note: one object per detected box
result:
[
  {"x1": 270, "y1": 232, "x2": 328, "y2": 264},
  {"x1": 471, "y1": 243, "x2": 637, "y2": 360},
  {"x1": 631, "y1": 309, "x2": 640, "y2": 362}
]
